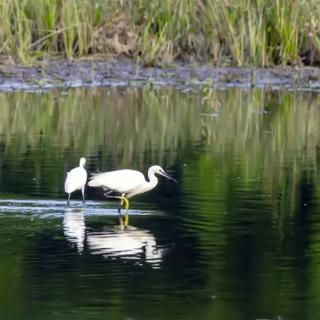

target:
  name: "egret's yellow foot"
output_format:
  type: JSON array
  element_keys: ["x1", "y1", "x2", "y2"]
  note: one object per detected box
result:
[
  {"x1": 107, "y1": 195, "x2": 129, "y2": 209},
  {"x1": 117, "y1": 213, "x2": 128, "y2": 228},
  {"x1": 123, "y1": 212, "x2": 129, "y2": 226},
  {"x1": 111, "y1": 195, "x2": 129, "y2": 209},
  {"x1": 120, "y1": 197, "x2": 129, "y2": 226},
  {"x1": 122, "y1": 197, "x2": 129, "y2": 210},
  {"x1": 116, "y1": 218, "x2": 125, "y2": 230},
  {"x1": 109, "y1": 195, "x2": 129, "y2": 227}
]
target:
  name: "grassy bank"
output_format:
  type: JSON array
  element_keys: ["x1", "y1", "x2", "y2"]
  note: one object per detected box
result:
[{"x1": 1, "y1": 0, "x2": 320, "y2": 66}]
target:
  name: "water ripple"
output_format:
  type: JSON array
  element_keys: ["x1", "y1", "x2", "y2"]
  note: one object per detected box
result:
[{"x1": 0, "y1": 199, "x2": 162, "y2": 218}]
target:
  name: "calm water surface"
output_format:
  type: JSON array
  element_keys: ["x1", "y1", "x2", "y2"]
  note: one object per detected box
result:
[{"x1": 0, "y1": 87, "x2": 320, "y2": 320}]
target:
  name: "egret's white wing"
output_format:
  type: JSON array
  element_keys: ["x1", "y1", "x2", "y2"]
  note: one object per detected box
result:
[{"x1": 88, "y1": 169, "x2": 145, "y2": 193}]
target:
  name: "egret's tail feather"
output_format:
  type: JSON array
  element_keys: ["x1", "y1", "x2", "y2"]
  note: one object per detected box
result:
[
  {"x1": 88, "y1": 179, "x2": 99, "y2": 187},
  {"x1": 88, "y1": 173, "x2": 106, "y2": 187}
]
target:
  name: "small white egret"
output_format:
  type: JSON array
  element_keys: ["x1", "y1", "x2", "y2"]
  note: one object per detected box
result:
[
  {"x1": 64, "y1": 157, "x2": 87, "y2": 206},
  {"x1": 88, "y1": 165, "x2": 177, "y2": 226}
]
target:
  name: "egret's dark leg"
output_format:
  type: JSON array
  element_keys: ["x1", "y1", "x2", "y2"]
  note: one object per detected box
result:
[
  {"x1": 117, "y1": 204, "x2": 123, "y2": 225},
  {"x1": 67, "y1": 193, "x2": 71, "y2": 206}
]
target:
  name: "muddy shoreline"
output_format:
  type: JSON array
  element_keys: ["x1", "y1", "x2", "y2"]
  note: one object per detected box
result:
[{"x1": 1, "y1": 58, "x2": 320, "y2": 91}]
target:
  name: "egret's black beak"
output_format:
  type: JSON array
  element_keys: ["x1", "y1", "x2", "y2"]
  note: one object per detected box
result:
[{"x1": 161, "y1": 171, "x2": 177, "y2": 183}]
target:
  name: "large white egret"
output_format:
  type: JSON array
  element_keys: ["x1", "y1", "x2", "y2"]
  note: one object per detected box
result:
[
  {"x1": 88, "y1": 165, "x2": 177, "y2": 226},
  {"x1": 64, "y1": 157, "x2": 87, "y2": 206}
]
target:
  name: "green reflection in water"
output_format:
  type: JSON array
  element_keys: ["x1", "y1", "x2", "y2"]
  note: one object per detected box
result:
[
  {"x1": 0, "y1": 88, "x2": 319, "y2": 178},
  {"x1": 0, "y1": 87, "x2": 320, "y2": 319}
]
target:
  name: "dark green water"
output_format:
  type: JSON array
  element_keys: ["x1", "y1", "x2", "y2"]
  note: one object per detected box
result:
[{"x1": 1, "y1": 87, "x2": 320, "y2": 320}]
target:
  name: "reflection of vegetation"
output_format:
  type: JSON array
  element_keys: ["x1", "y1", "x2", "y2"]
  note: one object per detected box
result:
[
  {"x1": 0, "y1": 87, "x2": 202, "y2": 164},
  {"x1": 184, "y1": 90, "x2": 320, "y2": 241},
  {"x1": 0, "y1": 88, "x2": 319, "y2": 202},
  {"x1": 176, "y1": 90, "x2": 320, "y2": 320}
]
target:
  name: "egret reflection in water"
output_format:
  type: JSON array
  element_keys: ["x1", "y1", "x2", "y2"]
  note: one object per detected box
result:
[
  {"x1": 63, "y1": 208, "x2": 86, "y2": 253},
  {"x1": 63, "y1": 207, "x2": 165, "y2": 268}
]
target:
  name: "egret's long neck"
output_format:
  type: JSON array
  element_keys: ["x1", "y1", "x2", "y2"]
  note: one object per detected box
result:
[{"x1": 146, "y1": 169, "x2": 159, "y2": 191}]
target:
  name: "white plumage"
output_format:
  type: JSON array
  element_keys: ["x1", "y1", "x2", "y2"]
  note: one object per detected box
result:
[
  {"x1": 64, "y1": 157, "x2": 87, "y2": 205},
  {"x1": 88, "y1": 165, "x2": 176, "y2": 199}
]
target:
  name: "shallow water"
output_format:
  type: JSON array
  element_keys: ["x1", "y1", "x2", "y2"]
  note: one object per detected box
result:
[{"x1": 1, "y1": 87, "x2": 320, "y2": 319}]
